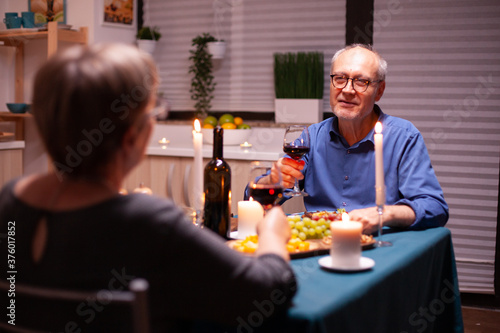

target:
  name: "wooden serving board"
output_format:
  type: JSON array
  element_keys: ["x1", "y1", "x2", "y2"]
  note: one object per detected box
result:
[{"x1": 227, "y1": 238, "x2": 375, "y2": 259}]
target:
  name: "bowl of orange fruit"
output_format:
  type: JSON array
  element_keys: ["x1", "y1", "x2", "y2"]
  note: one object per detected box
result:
[{"x1": 201, "y1": 114, "x2": 252, "y2": 145}]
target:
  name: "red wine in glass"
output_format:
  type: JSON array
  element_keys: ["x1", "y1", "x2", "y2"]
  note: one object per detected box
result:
[
  {"x1": 283, "y1": 125, "x2": 310, "y2": 197},
  {"x1": 249, "y1": 185, "x2": 284, "y2": 211},
  {"x1": 283, "y1": 145, "x2": 310, "y2": 160}
]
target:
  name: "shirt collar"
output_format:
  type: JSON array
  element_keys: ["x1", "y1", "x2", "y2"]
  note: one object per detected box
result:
[{"x1": 329, "y1": 104, "x2": 386, "y2": 144}]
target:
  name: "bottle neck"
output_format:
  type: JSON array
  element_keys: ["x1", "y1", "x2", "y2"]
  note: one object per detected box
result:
[{"x1": 213, "y1": 127, "x2": 224, "y2": 159}]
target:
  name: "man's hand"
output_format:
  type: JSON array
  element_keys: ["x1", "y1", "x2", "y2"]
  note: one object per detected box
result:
[
  {"x1": 275, "y1": 157, "x2": 305, "y2": 189},
  {"x1": 347, "y1": 207, "x2": 381, "y2": 234},
  {"x1": 349, "y1": 205, "x2": 416, "y2": 234}
]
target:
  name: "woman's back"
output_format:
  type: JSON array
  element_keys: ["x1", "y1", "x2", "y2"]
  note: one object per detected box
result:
[{"x1": 0, "y1": 179, "x2": 296, "y2": 331}]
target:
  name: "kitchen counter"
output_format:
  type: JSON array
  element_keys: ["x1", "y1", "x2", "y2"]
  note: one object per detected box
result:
[
  {"x1": 0, "y1": 140, "x2": 24, "y2": 150},
  {"x1": 147, "y1": 124, "x2": 285, "y2": 161},
  {"x1": 0, "y1": 140, "x2": 24, "y2": 188}
]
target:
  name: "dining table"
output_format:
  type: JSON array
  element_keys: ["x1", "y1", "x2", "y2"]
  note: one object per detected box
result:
[{"x1": 223, "y1": 226, "x2": 464, "y2": 333}]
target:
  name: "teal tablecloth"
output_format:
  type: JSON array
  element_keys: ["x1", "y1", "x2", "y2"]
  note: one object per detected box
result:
[
  {"x1": 281, "y1": 227, "x2": 464, "y2": 333},
  {"x1": 198, "y1": 227, "x2": 463, "y2": 332}
]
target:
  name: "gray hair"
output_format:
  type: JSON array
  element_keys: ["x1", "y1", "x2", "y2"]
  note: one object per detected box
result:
[
  {"x1": 331, "y1": 44, "x2": 388, "y2": 81},
  {"x1": 32, "y1": 43, "x2": 159, "y2": 178}
]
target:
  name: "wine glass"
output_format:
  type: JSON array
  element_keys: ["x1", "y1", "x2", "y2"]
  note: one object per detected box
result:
[
  {"x1": 248, "y1": 161, "x2": 284, "y2": 212},
  {"x1": 283, "y1": 125, "x2": 310, "y2": 197}
]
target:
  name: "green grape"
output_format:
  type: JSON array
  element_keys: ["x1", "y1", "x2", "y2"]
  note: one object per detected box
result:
[{"x1": 288, "y1": 212, "x2": 339, "y2": 240}]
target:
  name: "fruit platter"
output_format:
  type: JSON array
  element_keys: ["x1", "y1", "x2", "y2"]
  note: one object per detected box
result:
[
  {"x1": 287, "y1": 210, "x2": 344, "y2": 240},
  {"x1": 201, "y1": 114, "x2": 252, "y2": 145},
  {"x1": 228, "y1": 210, "x2": 375, "y2": 259},
  {"x1": 227, "y1": 235, "x2": 329, "y2": 259}
]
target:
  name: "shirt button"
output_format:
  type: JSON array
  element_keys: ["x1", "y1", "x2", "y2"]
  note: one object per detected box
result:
[
  {"x1": 344, "y1": 175, "x2": 349, "y2": 180},
  {"x1": 347, "y1": 150, "x2": 351, "y2": 154},
  {"x1": 342, "y1": 202, "x2": 346, "y2": 206}
]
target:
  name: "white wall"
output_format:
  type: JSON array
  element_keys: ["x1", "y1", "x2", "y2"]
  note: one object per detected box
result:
[{"x1": 0, "y1": 0, "x2": 137, "y2": 107}]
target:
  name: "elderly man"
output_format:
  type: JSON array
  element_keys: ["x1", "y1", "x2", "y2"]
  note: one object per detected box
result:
[{"x1": 258, "y1": 44, "x2": 448, "y2": 233}]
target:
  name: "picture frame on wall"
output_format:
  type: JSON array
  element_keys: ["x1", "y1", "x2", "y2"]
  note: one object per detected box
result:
[
  {"x1": 28, "y1": 0, "x2": 67, "y2": 26},
  {"x1": 101, "y1": 0, "x2": 137, "y2": 29}
]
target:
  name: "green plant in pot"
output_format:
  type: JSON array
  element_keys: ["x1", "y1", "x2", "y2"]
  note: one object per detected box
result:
[
  {"x1": 136, "y1": 26, "x2": 162, "y2": 40},
  {"x1": 274, "y1": 51, "x2": 324, "y2": 124},
  {"x1": 189, "y1": 33, "x2": 217, "y2": 119},
  {"x1": 136, "y1": 26, "x2": 162, "y2": 54}
]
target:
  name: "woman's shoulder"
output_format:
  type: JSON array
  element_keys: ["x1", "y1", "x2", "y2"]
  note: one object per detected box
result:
[{"x1": 113, "y1": 193, "x2": 183, "y2": 223}]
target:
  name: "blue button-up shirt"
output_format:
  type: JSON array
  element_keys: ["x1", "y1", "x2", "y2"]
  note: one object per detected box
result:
[{"x1": 298, "y1": 105, "x2": 448, "y2": 229}]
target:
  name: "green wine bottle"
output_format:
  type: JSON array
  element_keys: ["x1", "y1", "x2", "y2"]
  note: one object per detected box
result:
[{"x1": 203, "y1": 127, "x2": 231, "y2": 239}]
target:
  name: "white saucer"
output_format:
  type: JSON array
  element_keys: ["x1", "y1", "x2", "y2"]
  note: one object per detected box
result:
[{"x1": 318, "y1": 256, "x2": 375, "y2": 272}]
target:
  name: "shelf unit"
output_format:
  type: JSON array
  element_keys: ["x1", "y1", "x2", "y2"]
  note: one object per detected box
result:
[
  {"x1": 0, "y1": 112, "x2": 31, "y2": 140},
  {"x1": 0, "y1": 21, "x2": 88, "y2": 139}
]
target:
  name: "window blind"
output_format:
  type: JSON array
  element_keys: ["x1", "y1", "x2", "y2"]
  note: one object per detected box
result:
[
  {"x1": 374, "y1": 0, "x2": 500, "y2": 293},
  {"x1": 143, "y1": 0, "x2": 345, "y2": 113}
]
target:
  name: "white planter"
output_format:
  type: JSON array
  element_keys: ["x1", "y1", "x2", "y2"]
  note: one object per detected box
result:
[
  {"x1": 137, "y1": 40, "x2": 157, "y2": 54},
  {"x1": 275, "y1": 99, "x2": 323, "y2": 124},
  {"x1": 207, "y1": 41, "x2": 226, "y2": 59}
]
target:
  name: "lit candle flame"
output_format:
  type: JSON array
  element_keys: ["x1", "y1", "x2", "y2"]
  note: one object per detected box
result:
[
  {"x1": 375, "y1": 121, "x2": 382, "y2": 134},
  {"x1": 194, "y1": 119, "x2": 201, "y2": 132},
  {"x1": 158, "y1": 137, "x2": 169, "y2": 144},
  {"x1": 342, "y1": 212, "x2": 350, "y2": 223}
]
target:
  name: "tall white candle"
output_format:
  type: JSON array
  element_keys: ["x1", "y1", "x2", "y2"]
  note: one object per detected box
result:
[
  {"x1": 237, "y1": 200, "x2": 264, "y2": 238},
  {"x1": 330, "y1": 213, "x2": 362, "y2": 268},
  {"x1": 193, "y1": 119, "x2": 203, "y2": 212},
  {"x1": 374, "y1": 122, "x2": 385, "y2": 206}
]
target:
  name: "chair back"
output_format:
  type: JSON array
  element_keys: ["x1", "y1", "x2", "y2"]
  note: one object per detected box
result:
[{"x1": 0, "y1": 278, "x2": 150, "y2": 333}]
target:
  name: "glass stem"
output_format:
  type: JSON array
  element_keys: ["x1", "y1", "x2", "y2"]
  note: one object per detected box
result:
[
  {"x1": 377, "y1": 205, "x2": 384, "y2": 243},
  {"x1": 294, "y1": 178, "x2": 300, "y2": 193}
]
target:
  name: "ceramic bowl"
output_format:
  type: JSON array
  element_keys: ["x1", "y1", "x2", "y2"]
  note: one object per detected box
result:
[
  {"x1": 6, "y1": 103, "x2": 30, "y2": 114},
  {"x1": 201, "y1": 128, "x2": 251, "y2": 146}
]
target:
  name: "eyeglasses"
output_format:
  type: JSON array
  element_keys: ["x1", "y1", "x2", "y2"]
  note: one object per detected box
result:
[{"x1": 330, "y1": 74, "x2": 382, "y2": 93}]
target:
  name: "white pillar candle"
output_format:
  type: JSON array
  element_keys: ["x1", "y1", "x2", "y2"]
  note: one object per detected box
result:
[
  {"x1": 192, "y1": 119, "x2": 203, "y2": 212},
  {"x1": 330, "y1": 213, "x2": 363, "y2": 268},
  {"x1": 237, "y1": 200, "x2": 264, "y2": 238},
  {"x1": 374, "y1": 122, "x2": 385, "y2": 206}
]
